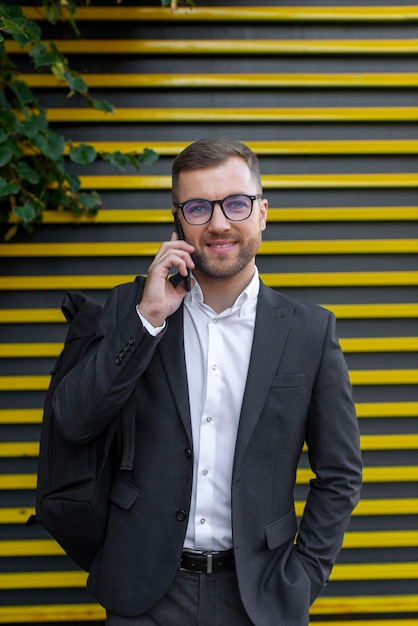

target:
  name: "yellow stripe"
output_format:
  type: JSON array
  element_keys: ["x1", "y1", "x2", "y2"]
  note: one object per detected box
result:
[
  {"x1": 39, "y1": 106, "x2": 418, "y2": 123},
  {"x1": 0, "y1": 409, "x2": 43, "y2": 424},
  {"x1": 343, "y1": 531, "x2": 418, "y2": 548},
  {"x1": 1, "y1": 304, "x2": 417, "y2": 324},
  {"x1": 0, "y1": 563, "x2": 415, "y2": 590},
  {"x1": 0, "y1": 309, "x2": 64, "y2": 323},
  {"x1": 2, "y1": 434, "x2": 417, "y2": 458},
  {"x1": 0, "y1": 606, "x2": 416, "y2": 625},
  {"x1": 0, "y1": 403, "x2": 414, "y2": 425},
  {"x1": 0, "y1": 343, "x2": 62, "y2": 357},
  {"x1": 5, "y1": 39, "x2": 418, "y2": 55},
  {"x1": 1, "y1": 272, "x2": 417, "y2": 292},
  {"x1": 2, "y1": 530, "x2": 417, "y2": 558},
  {"x1": 7, "y1": 39, "x2": 418, "y2": 55},
  {"x1": 296, "y1": 466, "x2": 418, "y2": 484},
  {"x1": 263, "y1": 272, "x2": 418, "y2": 287},
  {"x1": 0, "y1": 443, "x2": 39, "y2": 457},
  {"x1": 0, "y1": 540, "x2": 65, "y2": 557},
  {"x1": 0, "y1": 571, "x2": 87, "y2": 590},
  {"x1": 76, "y1": 173, "x2": 418, "y2": 190},
  {"x1": 312, "y1": 594, "x2": 418, "y2": 615},
  {"x1": 1, "y1": 498, "x2": 417, "y2": 524},
  {"x1": 355, "y1": 401, "x2": 418, "y2": 417},
  {"x1": 2, "y1": 239, "x2": 417, "y2": 258},
  {"x1": 2, "y1": 338, "x2": 417, "y2": 360},
  {"x1": 2, "y1": 467, "x2": 417, "y2": 490},
  {"x1": 349, "y1": 369, "x2": 418, "y2": 385},
  {"x1": 330, "y1": 562, "x2": 418, "y2": 581},
  {"x1": 10, "y1": 207, "x2": 417, "y2": 224},
  {"x1": 323, "y1": 303, "x2": 418, "y2": 319},
  {"x1": 340, "y1": 338, "x2": 418, "y2": 352},
  {"x1": 0, "y1": 508, "x2": 35, "y2": 524},
  {"x1": 360, "y1": 434, "x2": 418, "y2": 450},
  {"x1": 20, "y1": 72, "x2": 418, "y2": 89},
  {"x1": 0, "y1": 603, "x2": 105, "y2": 621},
  {"x1": 0, "y1": 376, "x2": 50, "y2": 391},
  {"x1": 21, "y1": 6, "x2": 418, "y2": 22},
  {"x1": 60, "y1": 139, "x2": 418, "y2": 156}
]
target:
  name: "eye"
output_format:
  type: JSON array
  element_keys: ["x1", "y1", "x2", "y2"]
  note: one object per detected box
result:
[
  {"x1": 224, "y1": 195, "x2": 250, "y2": 212},
  {"x1": 184, "y1": 200, "x2": 211, "y2": 217}
]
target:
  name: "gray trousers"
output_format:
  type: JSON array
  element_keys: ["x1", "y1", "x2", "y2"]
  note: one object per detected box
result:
[{"x1": 106, "y1": 569, "x2": 255, "y2": 626}]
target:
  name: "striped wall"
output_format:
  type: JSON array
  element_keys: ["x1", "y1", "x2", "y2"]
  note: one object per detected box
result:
[{"x1": 1, "y1": 3, "x2": 417, "y2": 624}]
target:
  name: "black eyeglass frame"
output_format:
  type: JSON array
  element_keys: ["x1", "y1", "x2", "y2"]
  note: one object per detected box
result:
[{"x1": 173, "y1": 193, "x2": 263, "y2": 225}]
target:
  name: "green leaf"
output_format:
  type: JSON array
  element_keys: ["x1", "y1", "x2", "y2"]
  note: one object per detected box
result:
[
  {"x1": 16, "y1": 161, "x2": 39, "y2": 184},
  {"x1": 69, "y1": 143, "x2": 97, "y2": 166},
  {"x1": 13, "y1": 203, "x2": 37, "y2": 223},
  {"x1": 67, "y1": 174, "x2": 81, "y2": 194},
  {"x1": 0, "y1": 177, "x2": 20, "y2": 198},
  {"x1": 33, "y1": 131, "x2": 65, "y2": 161},
  {"x1": 29, "y1": 42, "x2": 61, "y2": 69},
  {"x1": 140, "y1": 148, "x2": 159, "y2": 166},
  {"x1": 102, "y1": 151, "x2": 128, "y2": 171},
  {"x1": 0, "y1": 140, "x2": 21, "y2": 166},
  {"x1": 51, "y1": 61, "x2": 66, "y2": 82},
  {"x1": 17, "y1": 111, "x2": 48, "y2": 140},
  {"x1": 9, "y1": 80, "x2": 34, "y2": 107},
  {"x1": 64, "y1": 71, "x2": 88, "y2": 94},
  {"x1": 90, "y1": 98, "x2": 114, "y2": 114},
  {"x1": 77, "y1": 191, "x2": 101, "y2": 214},
  {"x1": 0, "y1": 129, "x2": 8, "y2": 144}
]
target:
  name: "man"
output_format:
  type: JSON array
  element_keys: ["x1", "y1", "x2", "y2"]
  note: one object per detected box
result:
[{"x1": 54, "y1": 138, "x2": 362, "y2": 625}]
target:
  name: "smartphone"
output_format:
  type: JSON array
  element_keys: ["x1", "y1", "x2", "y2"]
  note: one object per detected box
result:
[{"x1": 173, "y1": 213, "x2": 191, "y2": 292}]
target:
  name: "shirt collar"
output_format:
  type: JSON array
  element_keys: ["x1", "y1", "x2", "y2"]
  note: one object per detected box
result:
[{"x1": 186, "y1": 267, "x2": 259, "y2": 318}]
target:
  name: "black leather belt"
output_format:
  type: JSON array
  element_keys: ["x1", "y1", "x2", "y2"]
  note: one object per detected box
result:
[{"x1": 179, "y1": 549, "x2": 235, "y2": 574}]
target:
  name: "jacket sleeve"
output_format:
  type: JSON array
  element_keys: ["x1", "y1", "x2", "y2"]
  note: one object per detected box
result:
[
  {"x1": 53, "y1": 279, "x2": 164, "y2": 444},
  {"x1": 294, "y1": 311, "x2": 362, "y2": 603}
]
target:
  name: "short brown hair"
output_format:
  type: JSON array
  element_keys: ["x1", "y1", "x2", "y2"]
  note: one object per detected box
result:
[{"x1": 172, "y1": 137, "x2": 262, "y2": 202}]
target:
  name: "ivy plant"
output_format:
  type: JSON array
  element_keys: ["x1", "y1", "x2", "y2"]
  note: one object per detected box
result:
[{"x1": 0, "y1": 1, "x2": 159, "y2": 241}]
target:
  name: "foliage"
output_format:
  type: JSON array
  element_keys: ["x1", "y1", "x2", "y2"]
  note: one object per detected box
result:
[{"x1": 0, "y1": 1, "x2": 159, "y2": 241}]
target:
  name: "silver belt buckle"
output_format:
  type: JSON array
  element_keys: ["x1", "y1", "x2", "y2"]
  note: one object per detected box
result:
[{"x1": 206, "y1": 553, "x2": 213, "y2": 574}]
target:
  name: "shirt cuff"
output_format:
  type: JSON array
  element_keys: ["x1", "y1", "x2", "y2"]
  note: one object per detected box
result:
[{"x1": 136, "y1": 306, "x2": 166, "y2": 337}]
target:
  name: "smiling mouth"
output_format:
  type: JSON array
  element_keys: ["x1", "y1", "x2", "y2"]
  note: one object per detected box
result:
[{"x1": 207, "y1": 242, "x2": 236, "y2": 250}]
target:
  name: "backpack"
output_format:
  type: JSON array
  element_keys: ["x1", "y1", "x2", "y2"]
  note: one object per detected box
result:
[{"x1": 28, "y1": 290, "x2": 136, "y2": 571}]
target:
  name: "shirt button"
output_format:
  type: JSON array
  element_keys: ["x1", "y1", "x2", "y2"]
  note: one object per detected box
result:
[
  {"x1": 212, "y1": 318, "x2": 218, "y2": 324},
  {"x1": 202, "y1": 469, "x2": 208, "y2": 475},
  {"x1": 200, "y1": 518, "x2": 206, "y2": 525},
  {"x1": 211, "y1": 364, "x2": 217, "y2": 371},
  {"x1": 206, "y1": 416, "x2": 212, "y2": 423}
]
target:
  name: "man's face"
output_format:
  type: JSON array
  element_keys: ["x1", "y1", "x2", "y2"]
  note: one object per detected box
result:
[{"x1": 176, "y1": 157, "x2": 268, "y2": 282}]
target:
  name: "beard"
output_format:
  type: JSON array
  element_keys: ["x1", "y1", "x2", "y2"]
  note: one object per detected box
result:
[{"x1": 192, "y1": 231, "x2": 262, "y2": 280}]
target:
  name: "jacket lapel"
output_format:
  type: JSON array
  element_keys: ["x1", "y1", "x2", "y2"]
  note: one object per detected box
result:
[
  {"x1": 233, "y1": 282, "x2": 294, "y2": 471},
  {"x1": 158, "y1": 302, "x2": 193, "y2": 444}
]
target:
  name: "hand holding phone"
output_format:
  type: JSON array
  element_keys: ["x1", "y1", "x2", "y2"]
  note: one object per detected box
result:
[{"x1": 173, "y1": 213, "x2": 191, "y2": 292}]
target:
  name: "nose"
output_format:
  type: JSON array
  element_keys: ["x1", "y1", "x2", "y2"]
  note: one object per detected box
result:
[{"x1": 208, "y1": 202, "x2": 231, "y2": 231}]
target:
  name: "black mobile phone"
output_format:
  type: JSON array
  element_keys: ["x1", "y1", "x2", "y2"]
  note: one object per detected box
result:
[{"x1": 173, "y1": 213, "x2": 191, "y2": 292}]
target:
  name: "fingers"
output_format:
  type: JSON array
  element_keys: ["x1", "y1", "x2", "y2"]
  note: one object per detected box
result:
[{"x1": 137, "y1": 237, "x2": 195, "y2": 327}]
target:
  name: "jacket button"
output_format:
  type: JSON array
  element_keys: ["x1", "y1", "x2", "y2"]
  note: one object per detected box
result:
[
  {"x1": 176, "y1": 509, "x2": 187, "y2": 521},
  {"x1": 184, "y1": 448, "x2": 192, "y2": 459}
]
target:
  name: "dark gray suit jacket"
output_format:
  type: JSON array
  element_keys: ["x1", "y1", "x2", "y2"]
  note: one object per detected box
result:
[{"x1": 54, "y1": 277, "x2": 362, "y2": 625}]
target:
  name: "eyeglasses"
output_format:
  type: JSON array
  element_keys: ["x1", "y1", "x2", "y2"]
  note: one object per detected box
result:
[{"x1": 173, "y1": 193, "x2": 263, "y2": 226}]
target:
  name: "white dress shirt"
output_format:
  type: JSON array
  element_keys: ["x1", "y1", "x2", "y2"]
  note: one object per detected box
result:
[
  {"x1": 138, "y1": 270, "x2": 259, "y2": 550},
  {"x1": 183, "y1": 269, "x2": 259, "y2": 550}
]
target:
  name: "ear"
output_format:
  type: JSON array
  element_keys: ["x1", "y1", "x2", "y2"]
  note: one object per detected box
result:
[{"x1": 260, "y1": 198, "x2": 268, "y2": 231}]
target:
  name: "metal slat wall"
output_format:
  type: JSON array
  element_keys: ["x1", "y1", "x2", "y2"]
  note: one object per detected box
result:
[{"x1": 1, "y1": 2, "x2": 418, "y2": 623}]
